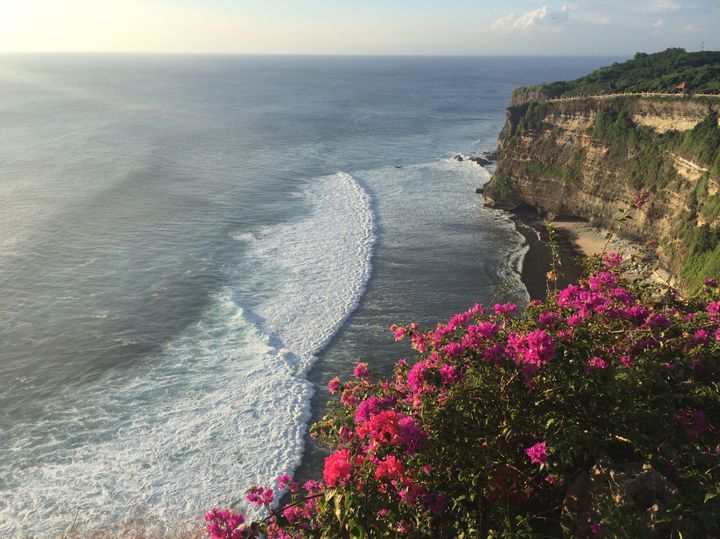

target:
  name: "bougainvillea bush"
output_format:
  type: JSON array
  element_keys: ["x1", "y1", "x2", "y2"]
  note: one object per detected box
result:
[{"x1": 207, "y1": 254, "x2": 720, "y2": 538}]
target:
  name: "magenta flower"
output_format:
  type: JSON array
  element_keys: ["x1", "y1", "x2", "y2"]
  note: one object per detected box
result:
[
  {"x1": 375, "y1": 455, "x2": 405, "y2": 481},
  {"x1": 602, "y1": 251, "x2": 623, "y2": 268},
  {"x1": 507, "y1": 330, "x2": 556, "y2": 375},
  {"x1": 353, "y1": 362, "x2": 369, "y2": 379},
  {"x1": 587, "y1": 356, "x2": 608, "y2": 370},
  {"x1": 406, "y1": 361, "x2": 431, "y2": 393},
  {"x1": 327, "y1": 377, "x2": 341, "y2": 393},
  {"x1": 205, "y1": 508, "x2": 250, "y2": 539},
  {"x1": 538, "y1": 311, "x2": 561, "y2": 327},
  {"x1": 439, "y1": 364, "x2": 461, "y2": 384},
  {"x1": 398, "y1": 416, "x2": 427, "y2": 454},
  {"x1": 246, "y1": 486, "x2": 274, "y2": 507},
  {"x1": 633, "y1": 190, "x2": 648, "y2": 210},
  {"x1": 355, "y1": 396, "x2": 382, "y2": 423},
  {"x1": 525, "y1": 441, "x2": 548, "y2": 465},
  {"x1": 494, "y1": 302, "x2": 518, "y2": 316},
  {"x1": 323, "y1": 449, "x2": 352, "y2": 487},
  {"x1": 442, "y1": 341, "x2": 466, "y2": 358}
]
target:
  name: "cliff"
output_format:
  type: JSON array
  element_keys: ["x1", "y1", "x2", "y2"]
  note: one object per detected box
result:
[{"x1": 484, "y1": 94, "x2": 720, "y2": 291}]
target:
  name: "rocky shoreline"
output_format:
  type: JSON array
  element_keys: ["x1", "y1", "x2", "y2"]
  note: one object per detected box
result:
[{"x1": 463, "y1": 151, "x2": 587, "y2": 300}]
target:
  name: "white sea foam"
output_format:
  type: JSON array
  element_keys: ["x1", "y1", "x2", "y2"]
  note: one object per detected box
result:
[{"x1": 0, "y1": 172, "x2": 375, "y2": 537}]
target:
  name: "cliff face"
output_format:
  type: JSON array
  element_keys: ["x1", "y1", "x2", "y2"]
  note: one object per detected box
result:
[{"x1": 484, "y1": 95, "x2": 720, "y2": 287}]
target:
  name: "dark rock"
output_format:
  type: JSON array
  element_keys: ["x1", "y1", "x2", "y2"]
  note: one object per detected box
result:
[
  {"x1": 453, "y1": 154, "x2": 464, "y2": 162},
  {"x1": 475, "y1": 187, "x2": 484, "y2": 194},
  {"x1": 469, "y1": 156, "x2": 493, "y2": 167}
]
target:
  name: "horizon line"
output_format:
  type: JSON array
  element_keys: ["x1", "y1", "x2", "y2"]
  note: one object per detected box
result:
[{"x1": 0, "y1": 51, "x2": 645, "y2": 58}]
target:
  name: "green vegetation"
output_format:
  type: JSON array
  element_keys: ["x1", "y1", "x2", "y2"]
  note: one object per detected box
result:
[
  {"x1": 588, "y1": 107, "x2": 720, "y2": 289},
  {"x1": 591, "y1": 108, "x2": 677, "y2": 191},
  {"x1": 514, "y1": 48, "x2": 720, "y2": 101},
  {"x1": 680, "y1": 111, "x2": 720, "y2": 178},
  {"x1": 518, "y1": 159, "x2": 581, "y2": 183},
  {"x1": 486, "y1": 173, "x2": 514, "y2": 195}
]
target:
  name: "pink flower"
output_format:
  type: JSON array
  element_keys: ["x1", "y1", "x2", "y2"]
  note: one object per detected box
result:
[
  {"x1": 603, "y1": 251, "x2": 623, "y2": 268},
  {"x1": 538, "y1": 311, "x2": 561, "y2": 327},
  {"x1": 406, "y1": 361, "x2": 431, "y2": 393},
  {"x1": 692, "y1": 329, "x2": 710, "y2": 346},
  {"x1": 439, "y1": 364, "x2": 461, "y2": 384},
  {"x1": 507, "y1": 330, "x2": 555, "y2": 375},
  {"x1": 355, "y1": 396, "x2": 382, "y2": 423},
  {"x1": 587, "y1": 356, "x2": 608, "y2": 370},
  {"x1": 323, "y1": 449, "x2": 352, "y2": 487},
  {"x1": 281, "y1": 506, "x2": 304, "y2": 525},
  {"x1": 393, "y1": 327, "x2": 407, "y2": 341},
  {"x1": 205, "y1": 508, "x2": 251, "y2": 539},
  {"x1": 246, "y1": 485, "x2": 273, "y2": 507},
  {"x1": 525, "y1": 441, "x2": 548, "y2": 465},
  {"x1": 276, "y1": 473, "x2": 298, "y2": 492},
  {"x1": 398, "y1": 416, "x2": 427, "y2": 453},
  {"x1": 353, "y1": 362, "x2": 369, "y2": 379},
  {"x1": 646, "y1": 312, "x2": 670, "y2": 329},
  {"x1": 494, "y1": 303, "x2": 518, "y2": 316},
  {"x1": 375, "y1": 455, "x2": 405, "y2": 481},
  {"x1": 619, "y1": 354, "x2": 633, "y2": 368},
  {"x1": 442, "y1": 341, "x2": 466, "y2": 358},
  {"x1": 633, "y1": 190, "x2": 648, "y2": 210},
  {"x1": 588, "y1": 522, "x2": 603, "y2": 536},
  {"x1": 327, "y1": 377, "x2": 341, "y2": 393}
]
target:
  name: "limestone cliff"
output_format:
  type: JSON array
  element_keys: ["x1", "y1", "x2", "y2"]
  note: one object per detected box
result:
[{"x1": 484, "y1": 95, "x2": 720, "y2": 289}]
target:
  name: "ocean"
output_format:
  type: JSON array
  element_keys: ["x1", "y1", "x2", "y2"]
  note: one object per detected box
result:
[{"x1": 0, "y1": 54, "x2": 618, "y2": 536}]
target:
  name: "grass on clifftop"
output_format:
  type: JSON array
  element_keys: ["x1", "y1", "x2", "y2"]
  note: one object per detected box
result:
[{"x1": 514, "y1": 48, "x2": 720, "y2": 101}]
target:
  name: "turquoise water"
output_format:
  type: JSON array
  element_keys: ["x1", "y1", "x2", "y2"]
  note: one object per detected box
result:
[{"x1": 0, "y1": 54, "x2": 618, "y2": 536}]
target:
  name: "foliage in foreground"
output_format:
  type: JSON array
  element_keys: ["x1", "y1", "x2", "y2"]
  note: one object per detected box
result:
[{"x1": 206, "y1": 256, "x2": 720, "y2": 538}]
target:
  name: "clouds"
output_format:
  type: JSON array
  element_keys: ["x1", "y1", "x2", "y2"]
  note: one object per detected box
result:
[
  {"x1": 0, "y1": 0, "x2": 716, "y2": 55},
  {"x1": 490, "y1": 5, "x2": 570, "y2": 34},
  {"x1": 645, "y1": 0, "x2": 682, "y2": 12}
]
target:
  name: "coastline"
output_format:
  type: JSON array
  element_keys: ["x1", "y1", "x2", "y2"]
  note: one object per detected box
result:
[
  {"x1": 513, "y1": 214, "x2": 678, "y2": 295},
  {"x1": 509, "y1": 213, "x2": 586, "y2": 301}
]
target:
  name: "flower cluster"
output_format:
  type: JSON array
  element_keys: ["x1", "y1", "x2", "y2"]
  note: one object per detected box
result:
[{"x1": 208, "y1": 255, "x2": 720, "y2": 537}]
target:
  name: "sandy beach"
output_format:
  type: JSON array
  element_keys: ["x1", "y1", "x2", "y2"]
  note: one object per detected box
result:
[
  {"x1": 550, "y1": 219, "x2": 610, "y2": 257},
  {"x1": 514, "y1": 215, "x2": 675, "y2": 300}
]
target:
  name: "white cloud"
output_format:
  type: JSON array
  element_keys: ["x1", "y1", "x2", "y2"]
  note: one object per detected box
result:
[
  {"x1": 645, "y1": 0, "x2": 682, "y2": 12},
  {"x1": 490, "y1": 5, "x2": 570, "y2": 34},
  {"x1": 652, "y1": 19, "x2": 665, "y2": 29}
]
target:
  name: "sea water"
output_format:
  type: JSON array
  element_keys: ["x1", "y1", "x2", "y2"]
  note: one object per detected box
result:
[{"x1": 0, "y1": 54, "x2": 617, "y2": 536}]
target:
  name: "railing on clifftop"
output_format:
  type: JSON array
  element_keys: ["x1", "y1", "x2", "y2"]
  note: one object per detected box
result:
[{"x1": 542, "y1": 92, "x2": 720, "y2": 103}]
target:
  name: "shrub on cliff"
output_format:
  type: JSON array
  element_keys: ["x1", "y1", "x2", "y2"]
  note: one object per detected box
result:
[{"x1": 206, "y1": 256, "x2": 720, "y2": 538}]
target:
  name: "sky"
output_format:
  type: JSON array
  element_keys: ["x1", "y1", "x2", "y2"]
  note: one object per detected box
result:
[{"x1": 0, "y1": 0, "x2": 717, "y2": 55}]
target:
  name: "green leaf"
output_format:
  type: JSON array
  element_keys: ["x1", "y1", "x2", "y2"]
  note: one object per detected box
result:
[{"x1": 334, "y1": 492, "x2": 344, "y2": 523}]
